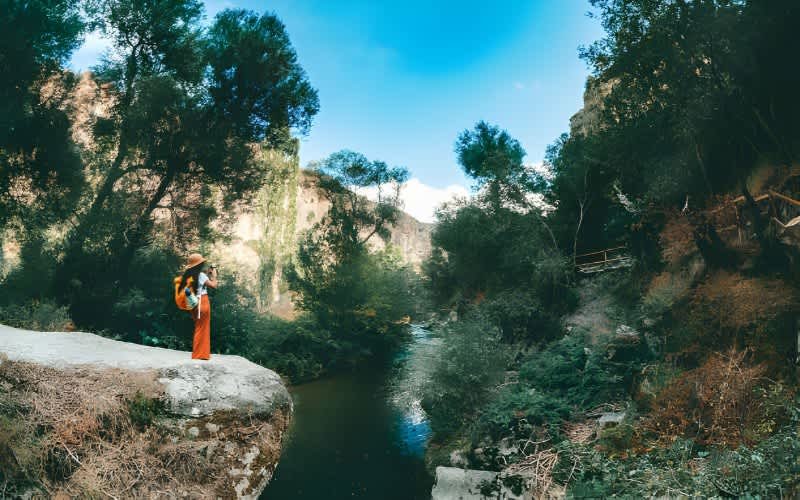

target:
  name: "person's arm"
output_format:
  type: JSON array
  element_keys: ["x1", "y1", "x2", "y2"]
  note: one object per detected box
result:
[{"x1": 206, "y1": 268, "x2": 219, "y2": 289}]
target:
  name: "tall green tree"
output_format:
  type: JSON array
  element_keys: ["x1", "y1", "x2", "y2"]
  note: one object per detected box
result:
[
  {"x1": 426, "y1": 124, "x2": 573, "y2": 340},
  {"x1": 54, "y1": 4, "x2": 318, "y2": 328},
  {"x1": 0, "y1": 0, "x2": 85, "y2": 230},
  {"x1": 288, "y1": 151, "x2": 414, "y2": 351},
  {"x1": 59, "y1": 4, "x2": 319, "y2": 314}
]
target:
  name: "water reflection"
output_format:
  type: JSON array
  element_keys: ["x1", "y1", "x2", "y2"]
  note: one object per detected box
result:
[
  {"x1": 263, "y1": 325, "x2": 438, "y2": 500},
  {"x1": 389, "y1": 325, "x2": 440, "y2": 457}
]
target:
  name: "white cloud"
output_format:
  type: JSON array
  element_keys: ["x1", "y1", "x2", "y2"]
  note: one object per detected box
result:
[
  {"x1": 356, "y1": 178, "x2": 469, "y2": 223},
  {"x1": 513, "y1": 81, "x2": 525, "y2": 90}
]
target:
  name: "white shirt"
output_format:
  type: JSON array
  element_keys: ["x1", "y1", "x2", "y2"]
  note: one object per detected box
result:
[{"x1": 197, "y1": 272, "x2": 209, "y2": 296}]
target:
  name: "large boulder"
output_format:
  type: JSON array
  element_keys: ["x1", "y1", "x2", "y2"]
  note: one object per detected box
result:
[
  {"x1": 431, "y1": 467, "x2": 501, "y2": 500},
  {"x1": 0, "y1": 325, "x2": 291, "y2": 499}
]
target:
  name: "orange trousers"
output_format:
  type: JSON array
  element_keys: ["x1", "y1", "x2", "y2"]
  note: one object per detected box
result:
[{"x1": 191, "y1": 295, "x2": 211, "y2": 360}]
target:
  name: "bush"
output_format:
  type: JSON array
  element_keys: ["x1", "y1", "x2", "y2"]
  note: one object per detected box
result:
[
  {"x1": 472, "y1": 331, "x2": 650, "y2": 443},
  {"x1": 477, "y1": 385, "x2": 571, "y2": 441},
  {"x1": 127, "y1": 392, "x2": 165, "y2": 431},
  {"x1": 0, "y1": 300, "x2": 72, "y2": 331},
  {"x1": 288, "y1": 246, "x2": 421, "y2": 362},
  {"x1": 477, "y1": 289, "x2": 562, "y2": 343},
  {"x1": 421, "y1": 317, "x2": 510, "y2": 439},
  {"x1": 519, "y1": 331, "x2": 639, "y2": 409},
  {"x1": 244, "y1": 315, "x2": 343, "y2": 383},
  {"x1": 555, "y1": 426, "x2": 800, "y2": 498},
  {"x1": 645, "y1": 349, "x2": 780, "y2": 446}
]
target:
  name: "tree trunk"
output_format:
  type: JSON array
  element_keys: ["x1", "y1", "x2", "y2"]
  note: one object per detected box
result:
[
  {"x1": 118, "y1": 167, "x2": 178, "y2": 274},
  {"x1": 63, "y1": 50, "x2": 139, "y2": 256},
  {"x1": 573, "y1": 201, "x2": 585, "y2": 266},
  {"x1": 742, "y1": 185, "x2": 769, "y2": 251}
]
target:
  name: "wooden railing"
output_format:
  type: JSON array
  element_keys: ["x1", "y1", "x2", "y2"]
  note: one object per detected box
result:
[
  {"x1": 575, "y1": 246, "x2": 632, "y2": 273},
  {"x1": 572, "y1": 190, "x2": 800, "y2": 273},
  {"x1": 706, "y1": 189, "x2": 800, "y2": 241}
]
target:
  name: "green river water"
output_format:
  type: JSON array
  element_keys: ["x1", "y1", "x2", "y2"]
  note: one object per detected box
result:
[{"x1": 262, "y1": 325, "x2": 439, "y2": 499}]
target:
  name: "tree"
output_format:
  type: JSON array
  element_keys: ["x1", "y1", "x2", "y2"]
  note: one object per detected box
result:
[
  {"x1": 574, "y1": 0, "x2": 800, "y2": 265},
  {"x1": 0, "y1": 0, "x2": 85, "y2": 230},
  {"x1": 425, "y1": 124, "x2": 574, "y2": 340},
  {"x1": 544, "y1": 132, "x2": 626, "y2": 261},
  {"x1": 58, "y1": 4, "x2": 319, "y2": 313},
  {"x1": 287, "y1": 151, "x2": 413, "y2": 351},
  {"x1": 456, "y1": 121, "x2": 558, "y2": 250}
]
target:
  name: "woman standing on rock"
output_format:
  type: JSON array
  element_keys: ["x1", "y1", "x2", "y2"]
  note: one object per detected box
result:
[{"x1": 181, "y1": 253, "x2": 218, "y2": 360}]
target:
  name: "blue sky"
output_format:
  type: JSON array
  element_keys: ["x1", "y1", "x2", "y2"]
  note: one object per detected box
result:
[{"x1": 71, "y1": 1, "x2": 604, "y2": 221}]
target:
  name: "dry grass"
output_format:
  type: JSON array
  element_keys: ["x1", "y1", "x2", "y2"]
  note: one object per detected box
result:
[
  {"x1": 0, "y1": 357, "x2": 287, "y2": 499},
  {"x1": 644, "y1": 349, "x2": 767, "y2": 446},
  {"x1": 563, "y1": 422, "x2": 594, "y2": 445},
  {"x1": 690, "y1": 271, "x2": 794, "y2": 332},
  {"x1": 505, "y1": 441, "x2": 562, "y2": 500},
  {"x1": 659, "y1": 212, "x2": 697, "y2": 265}
]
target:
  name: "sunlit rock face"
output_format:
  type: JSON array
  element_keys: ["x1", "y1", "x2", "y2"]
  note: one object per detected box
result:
[
  {"x1": 214, "y1": 170, "x2": 433, "y2": 318},
  {"x1": 0, "y1": 326, "x2": 291, "y2": 499},
  {"x1": 569, "y1": 77, "x2": 616, "y2": 137}
]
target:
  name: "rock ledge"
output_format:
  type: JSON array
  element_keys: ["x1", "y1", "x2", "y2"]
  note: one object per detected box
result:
[{"x1": 0, "y1": 325, "x2": 291, "y2": 499}]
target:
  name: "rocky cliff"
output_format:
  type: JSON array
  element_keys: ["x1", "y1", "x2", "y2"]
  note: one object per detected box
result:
[
  {"x1": 214, "y1": 168, "x2": 433, "y2": 318},
  {"x1": 0, "y1": 325, "x2": 291, "y2": 499}
]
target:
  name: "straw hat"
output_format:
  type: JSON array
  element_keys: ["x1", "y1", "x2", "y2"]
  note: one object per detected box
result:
[{"x1": 185, "y1": 253, "x2": 206, "y2": 270}]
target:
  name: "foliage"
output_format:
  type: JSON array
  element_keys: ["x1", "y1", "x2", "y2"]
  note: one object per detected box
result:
[
  {"x1": 421, "y1": 317, "x2": 510, "y2": 439},
  {"x1": 244, "y1": 316, "x2": 341, "y2": 383},
  {"x1": 0, "y1": 0, "x2": 85, "y2": 230},
  {"x1": 308, "y1": 150, "x2": 409, "y2": 256},
  {"x1": 455, "y1": 121, "x2": 538, "y2": 212},
  {"x1": 662, "y1": 272, "x2": 799, "y2": 365},
  {"x1": 476, "y1": 385, "x2": 571, "y2": 442},
  {"x1": 426, "y1": 123, "x2": 575, "y2": 344},
  {"x1": 0, "y1": 300, "x2": 71, "y2": 332},
  {"x1": 252, "y1": 147, "x2": 299, "y2": 313},
  {"x1": 544, "y1": 131, "x2": 629, "y2": 256},
  {"x1": 640, "y1": 269, "x2": 694, "y2": 320},
  {"x1": 475, "y1": 331, "x2": 650, "y2": 441},
  {"x1": 555, "y1": 426, "x2": 800, "y2": 499},
  {"x1": 289, "y1": 244, "x2": 420, "y2": 360},
  {"x1": 288, "y1": 152, "x2": 417, "y2": 362},
  {"x1": 58, "y1": 2, "x2": 320, "y2": 310},
  {"x1": 126, "y1": 392, "x2": 165, "y2": 431}
]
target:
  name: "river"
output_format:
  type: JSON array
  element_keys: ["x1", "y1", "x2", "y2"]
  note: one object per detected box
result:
[{"x1": 263, "y1": 325, "x2": 440, "y2": 499}]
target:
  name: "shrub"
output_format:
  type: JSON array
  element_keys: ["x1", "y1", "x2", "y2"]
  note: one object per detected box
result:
[
  {"x1": 476, "y1": 385, "x2": 571, "y2": 441},
  {"x1": 127, "y1": 392, "x2": 165, "y2": 431},
  {"x1": 477, "y1": 289, "x2": 562, "y2": 343},
  {"x1": 245, "y1": 315, "x2": 342, "y2": 383},
  {"x1": 641, "y1": 269, "x2": 693, "y2": 320},
  {"x1": 0, "y1": 300, "x2": 72, "y2": 331},
  {"x1": 519, "y1": 331, "x2": 642, "y2": 409},
  {"x1": 645, "y1": 349, "x2": 768, "y2": 446},
  {"x1": 421, "y1": 317, "x2": 510, "y2": 439},
  {"x1": 555, "y1": 427, "x2": 800, "y2": 498}
]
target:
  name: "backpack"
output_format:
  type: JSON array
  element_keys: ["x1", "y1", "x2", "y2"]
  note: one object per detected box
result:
[{"x1": 174, "y1": 276, "x2": 199, "y2": 311}]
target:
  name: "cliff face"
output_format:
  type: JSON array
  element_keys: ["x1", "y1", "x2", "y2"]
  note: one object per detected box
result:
[
  {"x1": 0, "y1": 326, "x2": 291, "y2": 499},
  {"x1": 214, "y1": 170, "x2": 433, "y2": 318},
  {"x1": 569, "y1": 77, "x2": 615, "y2": 137},
  {"x1": 0, "y1": 72, "x2": 432, "y2": 317}
]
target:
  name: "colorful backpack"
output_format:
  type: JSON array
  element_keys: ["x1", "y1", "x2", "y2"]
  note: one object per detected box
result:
[{"x1": 174, "y1": 276, "x2": 199, "y2": 311}]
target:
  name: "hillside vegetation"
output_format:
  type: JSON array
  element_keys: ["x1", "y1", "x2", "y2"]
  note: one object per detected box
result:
[{"x1": 420, "y1": 1, "x2": 800, "y2": 497}]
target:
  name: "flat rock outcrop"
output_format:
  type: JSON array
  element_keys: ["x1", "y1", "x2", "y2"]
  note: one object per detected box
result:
[{"x1": 0, "y1": 325, "x2": 291, "y2": 499}]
